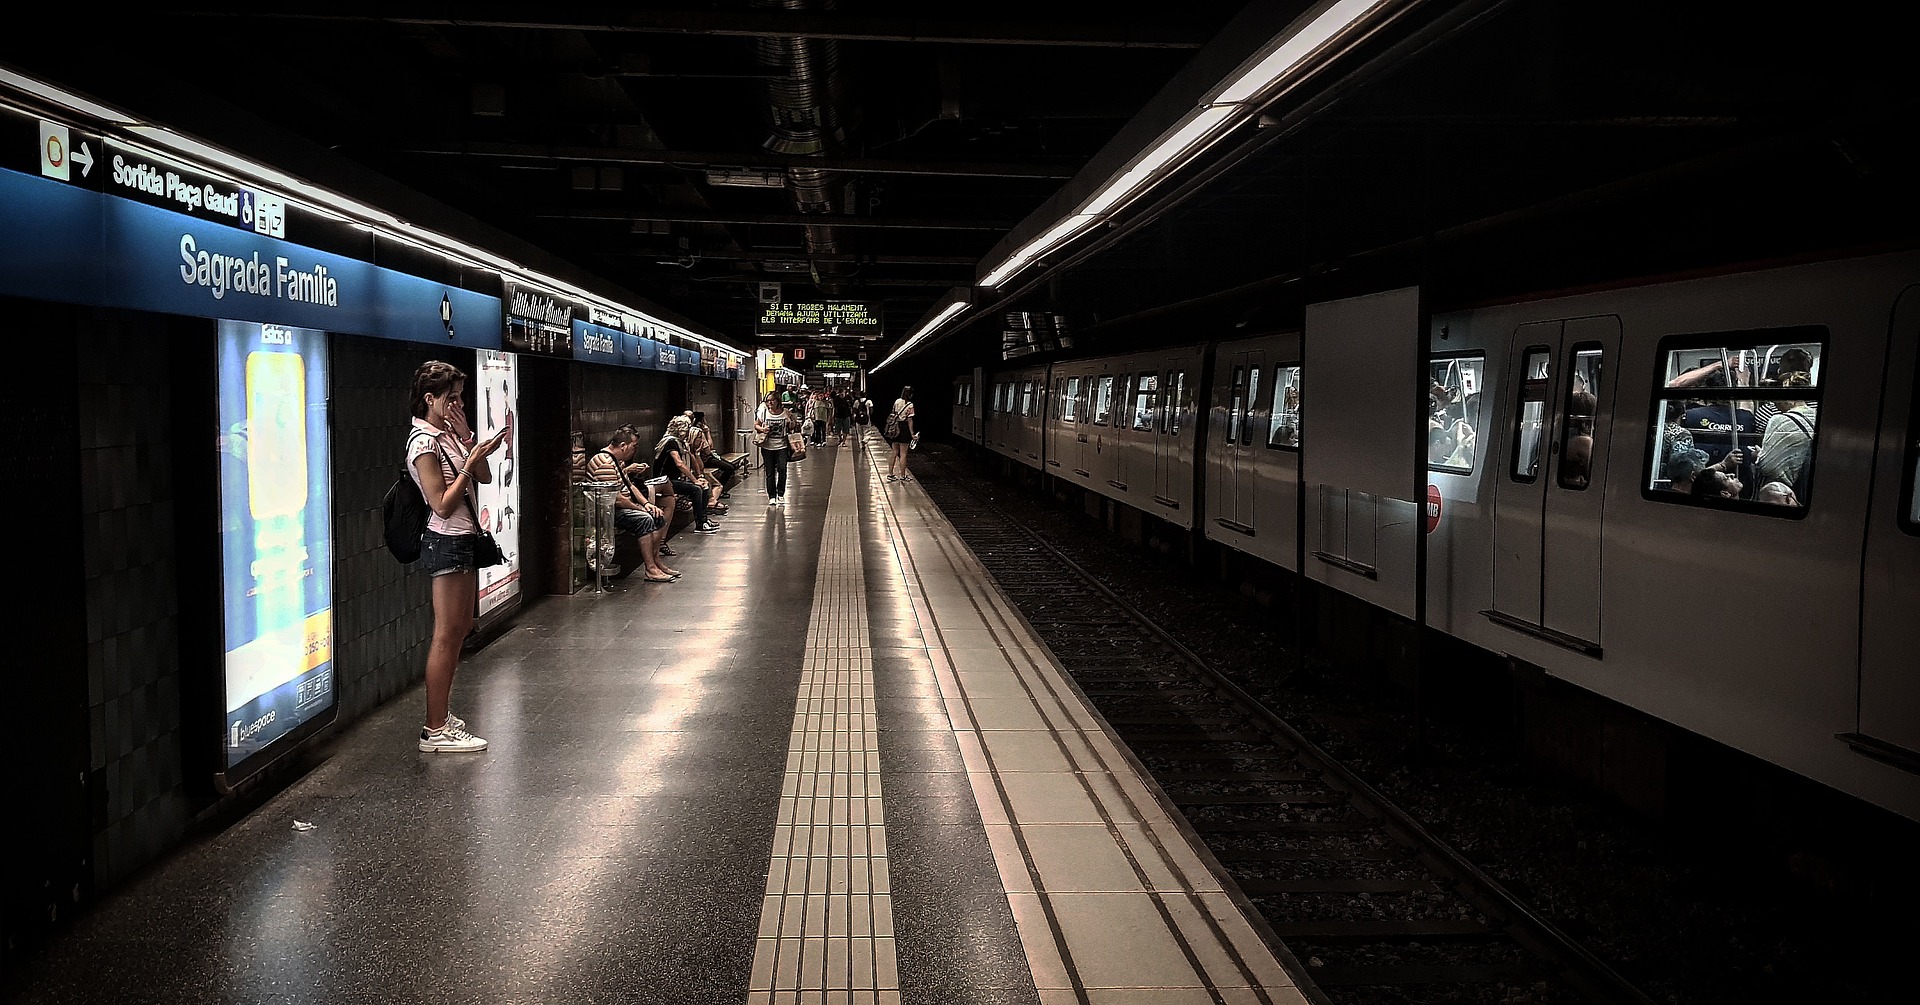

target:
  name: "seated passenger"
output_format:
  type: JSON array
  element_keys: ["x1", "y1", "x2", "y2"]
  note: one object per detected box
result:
[
  {"x1": 1756, "y1": 481, "x2": 1800, "y2": 507},
  {"x1": 587, "y1": 429, "x2": 678, "y2": 582},
  {"x1": 656, "y1": 416, "x2": 720, "y2": 534}
]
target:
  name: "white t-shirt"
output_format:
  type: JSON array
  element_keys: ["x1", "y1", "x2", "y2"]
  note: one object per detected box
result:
[
  {"x1": 406, "y1": 417, "x2": 476, "y2": 535},
  {"x1": 756, "y1": 405, "x2": 796, "y2": 450}
]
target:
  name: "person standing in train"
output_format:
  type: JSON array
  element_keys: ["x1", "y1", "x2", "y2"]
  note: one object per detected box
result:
[
  {"x1": 756, "y1": 388, "x2": 798, "y2": 507},
  {"x1": 407, "y1": 360, "x2": 511, "y2": 753},
  {"x1": 885, "y1": 386, "x2": 916, "y2": 482}
]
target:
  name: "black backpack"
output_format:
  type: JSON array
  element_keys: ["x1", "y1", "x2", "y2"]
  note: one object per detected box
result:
[{"x1": 382, "y1": 433, "x2": 433, "y2": 563}]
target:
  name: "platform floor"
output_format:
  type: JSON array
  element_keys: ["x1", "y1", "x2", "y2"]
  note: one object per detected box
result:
[{"x1": 4, "y1": 431, "x2": 1314, "y2": 1005}]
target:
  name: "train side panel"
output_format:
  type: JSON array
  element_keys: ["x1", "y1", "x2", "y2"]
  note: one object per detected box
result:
[{"x1": 1301, "y1": 287, "x2": 1424, "y2": 620}]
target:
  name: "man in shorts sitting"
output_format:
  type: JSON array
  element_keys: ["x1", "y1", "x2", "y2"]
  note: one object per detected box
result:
[{"x1": 587, "y1": 428, "x2": 678, "y2": 581}]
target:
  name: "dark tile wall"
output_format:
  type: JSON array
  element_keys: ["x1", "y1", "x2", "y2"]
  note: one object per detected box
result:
[
  {"x1": 575, "y1": 364, "x2": 672, "y2": 456},
  {"x1": 329, "y1": 335, "x2": 468, "y2": 723},
  {"x1": 77, "y1": 313, "x2": 191, "y2": 889}
]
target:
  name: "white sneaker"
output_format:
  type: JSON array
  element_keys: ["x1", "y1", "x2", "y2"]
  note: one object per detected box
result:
[
  {"x1": 419, "y1": 724, "x2": 488, "y2": 752},
  {"x1": 769, "y1": 497, "x2": 780, "y2": 508},
  {"x1": 695, "y1": 521, "x2": 720, "y2": 534}
]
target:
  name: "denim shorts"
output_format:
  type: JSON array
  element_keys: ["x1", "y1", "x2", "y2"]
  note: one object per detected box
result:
[
  {"x1": 420, "y1": 529, "x2": 476, "y2": 577},
  {"x1": 615, "y1": 507, "x2": 659, "y2": 536}
]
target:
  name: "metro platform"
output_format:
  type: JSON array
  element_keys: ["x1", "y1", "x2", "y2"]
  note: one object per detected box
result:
[{"x1": 3, "y1": 430, "x2": 1316, "y2": 1005}]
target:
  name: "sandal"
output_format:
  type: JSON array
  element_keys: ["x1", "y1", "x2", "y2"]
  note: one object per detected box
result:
[{"x1": 642, "y1": 571, "x2": 676, "y2": 583}]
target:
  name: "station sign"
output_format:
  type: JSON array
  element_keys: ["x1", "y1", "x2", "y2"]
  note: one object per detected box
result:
[
  {"x1": 813, "y1": 358, "x2": 860, "y2": 371},
  {"x1": 503, "y1": 282, "x2": 575, "y2": 356},
  {"x1": 756, "y1": 299, "x2": 880, "y2": 335}
]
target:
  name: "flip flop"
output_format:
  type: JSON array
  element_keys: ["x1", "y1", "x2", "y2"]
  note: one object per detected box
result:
[{"x1": 643, "y1": 571, "x2": 676, "y2": 583}]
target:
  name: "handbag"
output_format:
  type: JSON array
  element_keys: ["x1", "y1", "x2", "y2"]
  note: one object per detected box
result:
[
  {"x1": 753, "y1": 429, "x2": 767, "y2": 447},
  {"x1": 790, "y1": 436, "x2": 807, "y2": 461},
  {"x1": 473, "y1": 529, "x2": 505, "y2": 568}
]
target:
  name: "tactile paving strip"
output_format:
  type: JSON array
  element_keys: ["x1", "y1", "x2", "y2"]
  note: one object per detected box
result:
[{"x1": 749, "y1": 447, "x2": 901, "y2": 1005}]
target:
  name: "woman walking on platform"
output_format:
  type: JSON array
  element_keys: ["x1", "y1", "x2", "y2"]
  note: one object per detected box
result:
[
  {"x1": 407, "y1": 360, "x2": 511, "y2": 753},
  {"x1": 755, "y1": 389, "x2": 798, "y2": 507},
  {"x1": 885, "y1": 385, "x2": 916, "y2": 482}
]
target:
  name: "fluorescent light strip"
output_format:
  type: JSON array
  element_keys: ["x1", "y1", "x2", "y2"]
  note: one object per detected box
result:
[
  {"x1": 872, "y1": 301, "x2": 968, "y2": 373},
  {"x1": 5, "y1": 70, "x2": 747, "y2": 358},
  {"x1": 1213, "y1": 0, "x2": 1389, "y2": 104},
  {"x1": 976, "y1": 0, "x2": 1392, "y2": 293},
  {"x1": 0, "y1": 67, "x2": 140, "y2": 125},
  {"x1": 1080, "y1": 104, "x2": 1239, "y2": 217}
]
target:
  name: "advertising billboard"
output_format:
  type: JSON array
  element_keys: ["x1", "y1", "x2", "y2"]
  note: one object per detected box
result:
[
  {"x1": 215, "y1": 320, "x2": 335, "y2": 782},
  {"x1": 473, "y1": 350, "x2": 522, "y2": 619}
]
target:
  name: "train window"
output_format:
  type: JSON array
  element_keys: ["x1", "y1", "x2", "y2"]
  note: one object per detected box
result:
[
  {"x1": 1556, "y1": 345, "x2": 1603, "y2": 490},
  {"x1": 1167, "y1": 370, "x2": 1187, "y2": 435},
  {"x1": 1020, "y1": 380, "x2": 1036, "y2": 417},
  {"x1": 1228, "y1": 366, "x2": 1246, "y2": 444},
  {"x1": 1062, "y1": 376, "x2": 1083, "y2": 422},
  {"x1": 1510, "y1": 348, "x2": 1551, "y2": 481},
  {"x1": 1429, "y1": 355, "x2": 1482, "y2": 472},
  {"x1": 1645, "y1": 329, "x2": 1826, "y2": 515},
  {"x1": 1242, "y1": 369, "x2": 1261, "y2": 446},
  {"x1": 1269, "y1": 365, "x2": 1302, "y2": 449},
  {"x1": 1132, "y1": 373, "x2": 1159, "y2": 430},
  {"x1": 1093, "y1": 375, "x2": 1115, "y2": 425}
]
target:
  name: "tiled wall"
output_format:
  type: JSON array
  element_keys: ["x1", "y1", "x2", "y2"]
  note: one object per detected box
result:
[
  {"x1": 77, "y1": 313, "x2": 191, "y2": 888},
  {"x1": 329, "y1": 335, "x2": 468, "y2": 723},
  {"x1": 575, "y1": 363, "x2": 673, "y2": 457}
]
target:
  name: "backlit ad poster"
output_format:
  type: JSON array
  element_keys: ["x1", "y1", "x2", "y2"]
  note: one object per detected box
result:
[
  {"x1": 474, "y1": 349, "x2": 522, "y2": 618},
  {"x1": 216, "y1": 320, "x2": 335, "y2": 777}
]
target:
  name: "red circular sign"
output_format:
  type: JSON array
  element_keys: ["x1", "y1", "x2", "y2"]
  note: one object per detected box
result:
[{"x1": 1425, "y1": 483, "x2": 1442, "y2": 534}]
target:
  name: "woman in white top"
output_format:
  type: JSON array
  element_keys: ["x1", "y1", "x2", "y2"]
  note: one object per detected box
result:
[
  {"x1": 406, "y1": 360, "x2": 511, "y2": 753},
  {"x1": 755, "y1": 389, "x2": 798, "y2": 506},
  {"x1": 885, "y1": 386, "x2": 916, "y2": 482}
]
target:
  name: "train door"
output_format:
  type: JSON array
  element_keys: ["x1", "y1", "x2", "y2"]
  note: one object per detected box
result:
[
  {"x1": 1154, "y1": 366, "x2": 1183, "y2": 509},
  {"x1": 1212, "y1": 351, "x2": 1257, "y2": 534},
  {"x1": 1854, "y1": 290, "x2": 1920, "y2": 762},
  {"x1": 1110, "y1": 372, "x2": 1134, "y2": 492},
  {"x1": 1489, "y1": 316, "x2": 1619, "y2": 653}
]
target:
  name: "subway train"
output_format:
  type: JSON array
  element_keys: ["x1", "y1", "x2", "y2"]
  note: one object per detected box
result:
[{"x1": 951, "y1": 247, "x2": 1920, "y2": 823}]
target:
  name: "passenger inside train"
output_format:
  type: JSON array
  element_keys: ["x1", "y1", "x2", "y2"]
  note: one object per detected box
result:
[{"x1": 1650, "y1": 341, "x2": 1822, "y2": 508}]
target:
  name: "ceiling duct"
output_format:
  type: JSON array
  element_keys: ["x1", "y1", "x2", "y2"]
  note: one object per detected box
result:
[{"x1": 753, "y1": 0, "x2": 856, "y2": 295}]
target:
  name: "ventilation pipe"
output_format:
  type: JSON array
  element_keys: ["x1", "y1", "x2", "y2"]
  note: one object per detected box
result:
[{"x1": 753, "y1": 0, "x2": 857, "y2": 295}]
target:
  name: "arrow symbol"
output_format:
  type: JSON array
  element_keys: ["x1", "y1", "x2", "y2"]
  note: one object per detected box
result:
[{"x1": 71, "y1": 142, "x2": 93, "y2": 177}]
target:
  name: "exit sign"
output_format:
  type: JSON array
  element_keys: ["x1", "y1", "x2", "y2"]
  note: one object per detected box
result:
[{"x1": 793, "y1": 348, "x2": 805, "y2": 359}]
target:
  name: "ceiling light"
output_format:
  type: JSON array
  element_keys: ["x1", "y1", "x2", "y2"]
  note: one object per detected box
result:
[{"x1": 975, "y1": 0, "x2": 1396, "y2": 293}]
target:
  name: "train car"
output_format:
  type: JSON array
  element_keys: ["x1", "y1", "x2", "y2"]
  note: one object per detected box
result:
[
  {"x1": 1045, "y1": 345, "x2": 1206, "y2": 529},
  {"x1": 1422, "y1": 249, "x2": 1920, "y2": 821},
  {"x1": 969, "y1": 248, "x2": 1919, "y2": 823},
  {"x1": 983, "y1": 363, "x2": 1051, "y2": 469},
  {"x1": 950, "y1": 368, "x2": 984, "y2": 445},
  {"x1": 1203, "y1": 332, "x2": 1303, "y2": 570}
]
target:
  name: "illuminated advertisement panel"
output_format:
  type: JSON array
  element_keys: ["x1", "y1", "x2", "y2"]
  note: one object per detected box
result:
[
  {"x1": 216, "y1": 320, "x2": 334, "y2": 777},
  {"x1": 474, "y1": 349, "x2": 522, "y2": 618}
]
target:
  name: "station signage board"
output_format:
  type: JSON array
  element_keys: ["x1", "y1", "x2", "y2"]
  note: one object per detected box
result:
[
  {"x1": 756, "y1": 299, "x2": 880, "y2": 335},
  {"x1": 503, "y1": 282, "x2": 575, "y2": 356}
]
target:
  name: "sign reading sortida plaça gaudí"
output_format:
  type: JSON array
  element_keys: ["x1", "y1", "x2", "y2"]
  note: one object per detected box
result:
[{"x1": 755, "y1": 300, "x2": 880, "y2": 333}]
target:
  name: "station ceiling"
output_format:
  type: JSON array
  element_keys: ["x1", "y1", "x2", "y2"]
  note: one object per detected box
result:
[{"x1": 7, "y1": 1, "x2": 1918, "y2": 376}]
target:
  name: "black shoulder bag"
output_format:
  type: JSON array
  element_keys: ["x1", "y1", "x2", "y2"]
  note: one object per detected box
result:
[{"x1": 443, "y1": 440, "x2": 506, "y2": 568}]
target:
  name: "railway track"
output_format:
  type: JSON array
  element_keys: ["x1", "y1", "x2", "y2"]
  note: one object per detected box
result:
[{"x1": 908, "y1": 446, "x2": 1655, "y2": 1005}]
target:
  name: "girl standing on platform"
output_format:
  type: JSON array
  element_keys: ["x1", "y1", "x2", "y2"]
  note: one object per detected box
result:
[
  {"x1": 885, "y1": 385, "x2": 916, "y2": 482},
  {"x1": 756, "y1": 389, "x2": 797, "y2": 507},
  {"x1": 407, "y1": 360, "x2": 510, "y2": 753}
]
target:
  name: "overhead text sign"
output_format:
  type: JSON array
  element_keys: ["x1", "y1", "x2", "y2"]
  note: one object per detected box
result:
[{"x1": 756, "y1": 300, "x2": 879, "y2": 334}]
